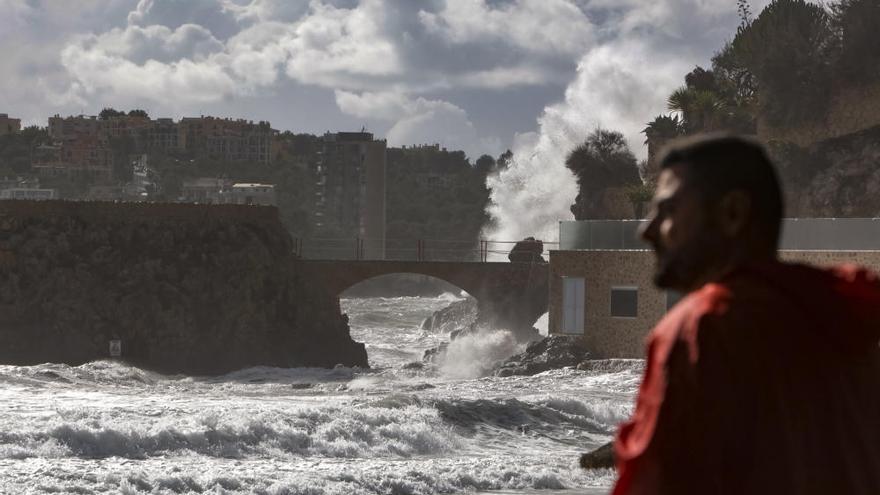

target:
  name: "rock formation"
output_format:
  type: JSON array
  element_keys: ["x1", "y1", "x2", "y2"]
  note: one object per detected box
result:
[
  {"x1": 0, "y1": 201, "x2": 367, "y2": 373},
  {"x1": 420, "y1": 297, "x2": 477, "y2": 336},
  {"x1": 493, "y1": 335, "x2": 590, "y2": 377},
  {"x1": 580, "y1": 442, "x2": 615, "y2": 470}
]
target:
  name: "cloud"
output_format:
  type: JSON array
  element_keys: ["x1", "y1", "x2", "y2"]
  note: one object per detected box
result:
[
  {"x1": 127, "y1": 0, "x2": 247, "y2": 39},
  {"x1": 60, "y1": 40, "x2": 237, "y2": 104},
  {"x1": 419, "y1": 0, "x2": 594, "y2": 57},
  {"x1": 77, "y1": 24, "x2": 225, "y2": 65}
]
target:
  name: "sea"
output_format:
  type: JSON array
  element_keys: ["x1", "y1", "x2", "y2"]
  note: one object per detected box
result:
[{"x1": 0, "y1": 294, "x2": 642, "y2": 494}]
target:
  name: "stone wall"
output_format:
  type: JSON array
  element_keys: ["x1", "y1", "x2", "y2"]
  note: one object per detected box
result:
[
  {"x1": 549, "y1": 249, "x2": 880, "y2": 359},
  {"x1": 0, "y1": 200, "x2": 367, "y2": 373},
  {"x1": 758, "y1": 82, "x2": 880, "y2": 148}
]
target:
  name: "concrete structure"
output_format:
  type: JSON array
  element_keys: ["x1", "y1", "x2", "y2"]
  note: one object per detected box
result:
[
  {"x1": 0, "y1": 114, "x2": 21, "y2": 136},
  {"x1": 299, "y1": 259, "x2": 548, "y2": 333},
  {"x1": 549, "y1": 219, "x2": 880, "y2": 358},
  {"x1": 313, "y1": 132, "x2": 386, "y2": 259}
]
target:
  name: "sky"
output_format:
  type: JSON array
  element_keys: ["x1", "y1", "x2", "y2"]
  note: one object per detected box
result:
[{"x1": 0, "y1": 0, "x2": 769, "y2": 160}]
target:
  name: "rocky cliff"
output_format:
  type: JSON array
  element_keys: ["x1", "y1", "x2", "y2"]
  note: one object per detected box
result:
[
  {"x1": 0, "y1": 201, "x2": 367, "y2": 373},
  {"x1": 773, "y1": 125, "x2": 880, "y2": 218}
]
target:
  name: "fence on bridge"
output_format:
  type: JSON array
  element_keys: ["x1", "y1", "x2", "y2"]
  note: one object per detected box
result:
[{"x1": 292, "y1": 237, "x2": 558, "y2": 262}]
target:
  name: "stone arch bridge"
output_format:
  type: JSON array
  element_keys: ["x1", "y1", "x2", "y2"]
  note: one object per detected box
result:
[{"x1": 297, "y1": 260, "x2": 549, "y2": 335}]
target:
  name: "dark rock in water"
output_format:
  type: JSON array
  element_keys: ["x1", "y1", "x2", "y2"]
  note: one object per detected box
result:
[
  {"x1": 507, "y1": 237, "x2": 545, "y2": 263},
  {"x1": 0, "y1": 201, "x2": 368, "y2": 374},
  {"x1": 422, "y1": 343, "x2": 448, "y2": 364},
  {"x1": 420, "y1": 298, "x2": 477, "y2": 335},
  {"x1": 493, "y1": 335, "x2": 590, "y2": 376},
  {"x1": 290, "y1": 383, "x2": 312, "y2": 389},
  {"x1": 402, "y1": 361, "x2": 424, "y2": 370},
  {"x1": 580, "y1": 441, "x2": 615, "y2": 470}
]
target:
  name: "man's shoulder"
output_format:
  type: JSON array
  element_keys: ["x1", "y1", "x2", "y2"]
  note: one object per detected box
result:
[{"x1": 646, "y1": 284, "x2": 733, "y2": 363}]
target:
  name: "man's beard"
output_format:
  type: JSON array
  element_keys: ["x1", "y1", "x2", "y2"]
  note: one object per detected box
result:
[{"x1": 652, "y1": 233, "x2": 728, "y2": 292}]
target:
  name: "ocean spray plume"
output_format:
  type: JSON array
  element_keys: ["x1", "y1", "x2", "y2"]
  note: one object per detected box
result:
[
  {"x1": 438, "y1": 329, "x2": 525, "y2": 379},
  {"x1": 483, "y1": 0, "x2": 755, "y2": 243}
]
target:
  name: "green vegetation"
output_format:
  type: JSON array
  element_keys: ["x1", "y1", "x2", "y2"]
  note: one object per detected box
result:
[
  {"x1": 654, "y1": 0, "x2": 880, "y2": 134},
  {"x1": 565, "y1": 129, "x2": 642, "y2": 220}
]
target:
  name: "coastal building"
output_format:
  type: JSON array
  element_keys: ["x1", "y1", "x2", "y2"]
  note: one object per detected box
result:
[
  {"x1": 548, "y1": 218, "x2": 880, "y2": 358},
  {"x1": 0, "y1": 114, "x2": 21, "y2": 136},
  {"x1": 313, "y1": 132, "x2": 386, "y2": 259}
]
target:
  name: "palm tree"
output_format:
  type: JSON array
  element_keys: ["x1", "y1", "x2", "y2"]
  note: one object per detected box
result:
[{"x1": 667, "y1": 87, "x2": 728, "y2": 133}]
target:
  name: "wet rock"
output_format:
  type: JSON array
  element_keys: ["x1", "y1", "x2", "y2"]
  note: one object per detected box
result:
[
  {"x1": 420, "y1": 298, "x2": 477, "y2": 335},
  {"x1": 507, "y1": 237, "x2": 545, "y2": 263},
  {"x1": 580, "y1": 441, "x2": 615, "y2": 470},
  {"x1": 402, "y1": 361, "x2": 424, "y2": 370},
  {"x1": 422, "y1": 343, "x2": 448, "y2": 364},
  {"x1": 492, "y1": 335, "x2": 590, "y2": 376}
]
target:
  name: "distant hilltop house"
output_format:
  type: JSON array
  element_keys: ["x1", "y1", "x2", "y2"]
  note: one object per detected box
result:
[
  {"x1": 0, "y1": 113, "x2": 21, "y2": 136},
  {"x1": 548, "y1": 218, "x2": 880, "y2": 358}
]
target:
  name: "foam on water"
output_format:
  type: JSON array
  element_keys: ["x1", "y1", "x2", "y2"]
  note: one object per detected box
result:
[{"x1": 0, "y1": 296, "x2": 640, "y2": 494}]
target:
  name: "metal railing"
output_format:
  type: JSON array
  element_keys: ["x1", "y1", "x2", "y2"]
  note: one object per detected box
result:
[{"x1": 292, "y1": 237, "x2": 558, "y2": 262}]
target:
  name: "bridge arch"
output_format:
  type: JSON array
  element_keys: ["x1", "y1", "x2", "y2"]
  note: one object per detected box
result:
[
  {"x1": 297, "y1": 259, "x2": 549, "y2": 338},
  {"x1": 341, "y1": 273, "x2": 471, "y2": 298},
  {"x1": 297, "y1": 260, "x2": 542, "y2": 301}
]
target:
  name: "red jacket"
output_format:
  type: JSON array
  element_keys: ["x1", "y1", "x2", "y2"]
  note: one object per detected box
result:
[{"x1": 613, "y1": 261, "x2": 880, "y2": 495}]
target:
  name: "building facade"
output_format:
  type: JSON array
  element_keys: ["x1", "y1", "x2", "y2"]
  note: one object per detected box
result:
[
  {"x1": 0, "y1": 114, "x2": 21, "y2": 136},
  {"x1": 549, "y1": 219, "x2": 880, "y2": 358},
  {"x1": 313, "y1": 132, "x2": 386, "y2": 259}
]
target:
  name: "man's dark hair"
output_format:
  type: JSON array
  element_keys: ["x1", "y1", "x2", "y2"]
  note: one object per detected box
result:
[{"x1": 658, "y1": 134, "x2": 785, "y2": 249}]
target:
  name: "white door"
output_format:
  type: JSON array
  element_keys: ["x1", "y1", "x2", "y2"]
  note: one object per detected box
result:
[{"x1": 562, "y1": 277, "x2": 585, "y2": 334}]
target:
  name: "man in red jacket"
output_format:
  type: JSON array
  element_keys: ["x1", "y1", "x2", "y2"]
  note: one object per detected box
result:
[{"x1": 613, "y1": 134, "x2": 880, "y2": 494}]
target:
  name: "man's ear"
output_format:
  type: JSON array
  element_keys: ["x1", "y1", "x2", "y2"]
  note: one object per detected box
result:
[{"x1": 717, "y1": 190, "x2": 751, "y2": 237}]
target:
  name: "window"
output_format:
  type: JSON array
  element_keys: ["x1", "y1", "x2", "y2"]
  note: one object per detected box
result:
[
  {"x1": 610, "y1": 287, "x2": 638, "y2": 318},
  {"x1": 562, "y1": 277, "x2": 585, "y2": 334},
  {"x1": 666, "y1": 290, "x2": 684, "y2": 311}
]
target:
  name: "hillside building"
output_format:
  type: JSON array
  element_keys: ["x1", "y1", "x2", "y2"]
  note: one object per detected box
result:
[
  {"x1": 313, "y1": 132, "x2": 386, "y2": 259},
  {"x1": 0, "y1": 114, "x2": 21, "y2": 136}
]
